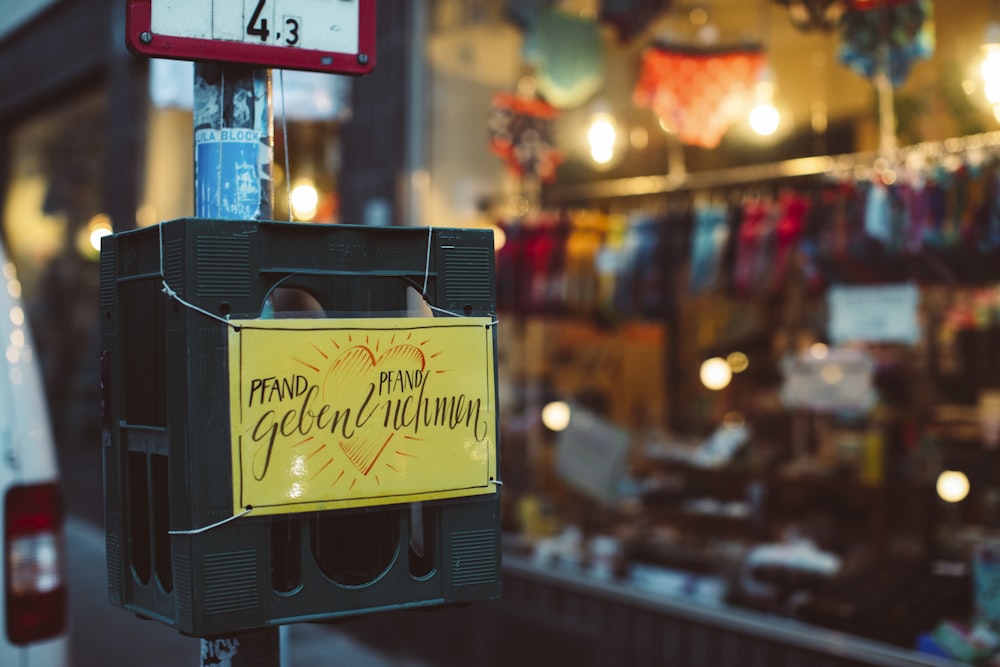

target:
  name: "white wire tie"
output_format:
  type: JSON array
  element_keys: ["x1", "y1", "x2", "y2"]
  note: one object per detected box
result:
[{"x1": 168, "y1": 506, "x2": 254, "y2": 536}]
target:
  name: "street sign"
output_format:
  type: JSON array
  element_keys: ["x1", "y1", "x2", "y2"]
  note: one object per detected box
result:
[{"x1": 125, "y1": 0, "x2": 376, "y2": 75}]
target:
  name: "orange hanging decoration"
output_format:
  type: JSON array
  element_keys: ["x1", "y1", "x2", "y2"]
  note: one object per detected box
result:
[
  {"x1": 488, "y1": 91, "x2": 564, "y2": 182},
  {"x1": 633, "y1": 44, "x2": 767, "y2": 148}
]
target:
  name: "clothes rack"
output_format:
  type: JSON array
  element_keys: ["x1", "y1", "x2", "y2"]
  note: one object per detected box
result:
[{"x1": 545, "y1": 130, "x2": 1000, "y2": 204}]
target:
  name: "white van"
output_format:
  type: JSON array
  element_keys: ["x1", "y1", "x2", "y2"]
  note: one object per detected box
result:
[{"x1": 0, "y1": 241, "x2": 69, "y2": 665}]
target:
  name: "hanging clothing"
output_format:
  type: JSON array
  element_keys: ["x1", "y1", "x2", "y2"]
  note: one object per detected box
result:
[
  {"x1": 488, "y1": 92, "x2": 564, "y2": 182},
  {"x1": 613, "y1": 216, "x2": 661, "y2": 318},
  {"x1": 770, "y1": 191, "x2": 810, "y2": 292},
  {"x1": 836, "y1": 0, "x2": 934, "y2": 87},
  {"x1": 689, "y1": 201, "x2": 731, "y2": 293},
  {"x1": 733, "y1": 197, "x2": 768, "y2": 297},
  {"x1": 495, "y1": 220, "x2": 524, "y2": 312},
  {"x1": 524, "y1": 9, "x2": 606, "y2": 109},
  {"x1": 564, "y1": 211, "x2": 607, "y2": 314},
  {"x1": 898, "y1": 182, "x2": 930, "y2": 254},
  {"x1": 865, "y1": 180, "x2": 894, "y2": 246},
  {"x1": 595, "y1": 214, "x2": 628, "y2": 318},
  {"x1": 634, "y1": 44, "x2": 767, "y2": 148}
]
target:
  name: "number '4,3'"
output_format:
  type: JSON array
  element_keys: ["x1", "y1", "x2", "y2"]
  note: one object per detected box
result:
[{"x1": 246, "y1": 1, "x2": 300, "y2": 46}]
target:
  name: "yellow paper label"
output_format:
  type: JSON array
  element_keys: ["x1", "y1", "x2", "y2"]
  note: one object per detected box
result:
[{"x1": 228, "y1": 317, "x2": 497, "y2": 516}]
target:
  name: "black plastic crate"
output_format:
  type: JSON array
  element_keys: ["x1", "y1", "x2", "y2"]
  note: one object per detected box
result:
[{"x1": 100, "y1": 218, "x2": 501, "y2": 637}]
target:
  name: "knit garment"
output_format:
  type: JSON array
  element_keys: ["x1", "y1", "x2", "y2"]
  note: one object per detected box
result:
[{"x1": 634, "y1": 44, "x2": 767, "y2": 148}]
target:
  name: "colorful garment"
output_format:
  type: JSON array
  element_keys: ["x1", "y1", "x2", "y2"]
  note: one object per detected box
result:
[
  {"x1": 488, "y1": 92, "x2": 564, "y2": 182},
  {"x1": 689, "y1": 201, "x2": 731, "y2": 293},
  {"x1": 634, "y1": 44, "x2": 767, "y2": 148},
  {"x1": 836, "y1": 0, "x2": 934, "y2": 87},
  {"x1": 524, "y1": 9, "x2": 605, "y2": 109},
  {"x1": 613, "y1": 216, "x2": 661, "y2": 318},
  {"x1": 733, "y1": 198, "x2": 768, "y2": 296},
  {"x1": 770, "y1": 192, "x2": 810, "y2": 292}
]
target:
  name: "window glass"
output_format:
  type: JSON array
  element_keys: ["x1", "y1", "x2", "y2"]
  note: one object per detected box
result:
[{"x1": 1, "y1": 89, "x2": 107, "y2": 446}]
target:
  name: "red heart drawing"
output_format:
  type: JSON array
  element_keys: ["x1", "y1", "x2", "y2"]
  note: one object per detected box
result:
[{"x1": 322, "y1": 343, "x2": 426, "y2": 475}]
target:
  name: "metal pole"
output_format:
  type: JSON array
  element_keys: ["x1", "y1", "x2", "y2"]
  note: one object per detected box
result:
[
  {"x1": 194, "y1": 63, "x2": 273, "y2": 220},
  {"x1": 193, "y1": 61, "x2": 281, "y2": 667}
]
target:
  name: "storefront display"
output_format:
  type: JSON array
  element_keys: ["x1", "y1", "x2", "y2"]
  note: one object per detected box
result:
[{"x1": 490, "y1": 145, "x2": 1000, "y2": 650}]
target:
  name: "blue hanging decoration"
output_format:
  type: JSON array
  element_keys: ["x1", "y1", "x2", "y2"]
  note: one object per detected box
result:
[
  {"x1": 836, "y1": 0, "x2": 934, "y2": 88},
  {"x1": 524, "y1": 9, "x2": 605, "y2": 109}
]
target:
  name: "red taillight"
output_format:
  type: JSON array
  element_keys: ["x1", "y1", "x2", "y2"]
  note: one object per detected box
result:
[{"x1": 5, "y1": 482, "x2": 67, "y2": 645}]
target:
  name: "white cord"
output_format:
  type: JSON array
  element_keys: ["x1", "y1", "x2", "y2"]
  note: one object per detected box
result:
[
  {"x1": 419, "y1": 226, "x2": 498, "y2": 324},
  {"x1": 158, "y1": 223, "x2": 240, "y2": 329},
  {"x1": 158, "y1": 222, "x2": 496, "y2": 328},
  {"x1": 169, "y1": 507, "x2": 254, "y2": 536},
  {"x1": 422, "y1": 226, "x2": 432, "y2": 295}
]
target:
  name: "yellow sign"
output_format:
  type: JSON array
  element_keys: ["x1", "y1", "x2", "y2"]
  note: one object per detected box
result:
[{"x1": 228, "y1": 317, "x2": 497, "y2": 516}]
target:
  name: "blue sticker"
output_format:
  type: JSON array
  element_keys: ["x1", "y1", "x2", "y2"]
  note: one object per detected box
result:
[{"x1": 196, "y1": 129, "x2": 262, "y2": 220}]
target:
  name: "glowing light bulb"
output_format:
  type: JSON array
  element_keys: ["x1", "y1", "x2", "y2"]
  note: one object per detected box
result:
[
  {"x1": 290, "y1": 181, "x2": 319, "y2": 221},
  {"x1": 588, "y1": 114, "x2": 617, "y2": 165},
  {"x1": 937, "y1": 470, "x2": 970, "y2": 503},
  {"x1": 983, "y1": 21, "x2": 1000, "y2": 100},
  {"x1": 81, "y1": 213, "x2": 113, "y2": 258},
  {"x1": 749, "y1": 74, "x2": 780, "y2": 137},
  {"x1": 90, "y1": 225, "x2": 113, "y2": 251},
  {"x1": 750, "y1": 103, "x2": 780, "y2": 136},
  {"x1": 983, "y1": 49, "x2": 1000, "y2": 104},
  {"x1": 700, "y1": 357, "x2": 732, "y2": 391},
  {"x1": 491, "y1": 224, "x2": 507, "y2": 252},
  {"x1": 541, "y1": 401, "x2": 572, "y2": 432}
]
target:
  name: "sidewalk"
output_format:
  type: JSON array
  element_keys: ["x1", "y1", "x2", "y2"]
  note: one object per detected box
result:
[
  {"x1": 291, "y1": 624, "x2": 430, "y2": 667},
  {"x1": 58, "y1": 436, "x2": 434, "y2": 667},
  {"x1": 67, "y1": 516, "x2": 432, "y2": 667}
]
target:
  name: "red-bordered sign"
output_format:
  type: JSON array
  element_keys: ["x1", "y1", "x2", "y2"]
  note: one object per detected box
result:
[{"x1": 126, "y1": 0, "x2": 376, "y2": 75}]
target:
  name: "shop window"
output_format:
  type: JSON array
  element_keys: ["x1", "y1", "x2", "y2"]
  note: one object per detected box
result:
[
  {"x1": 0, "y1": 88, "x2": 107, "y2": 446},
  {"x1": 1, "y1": 89, "x2": 106, "y2": 297}
]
